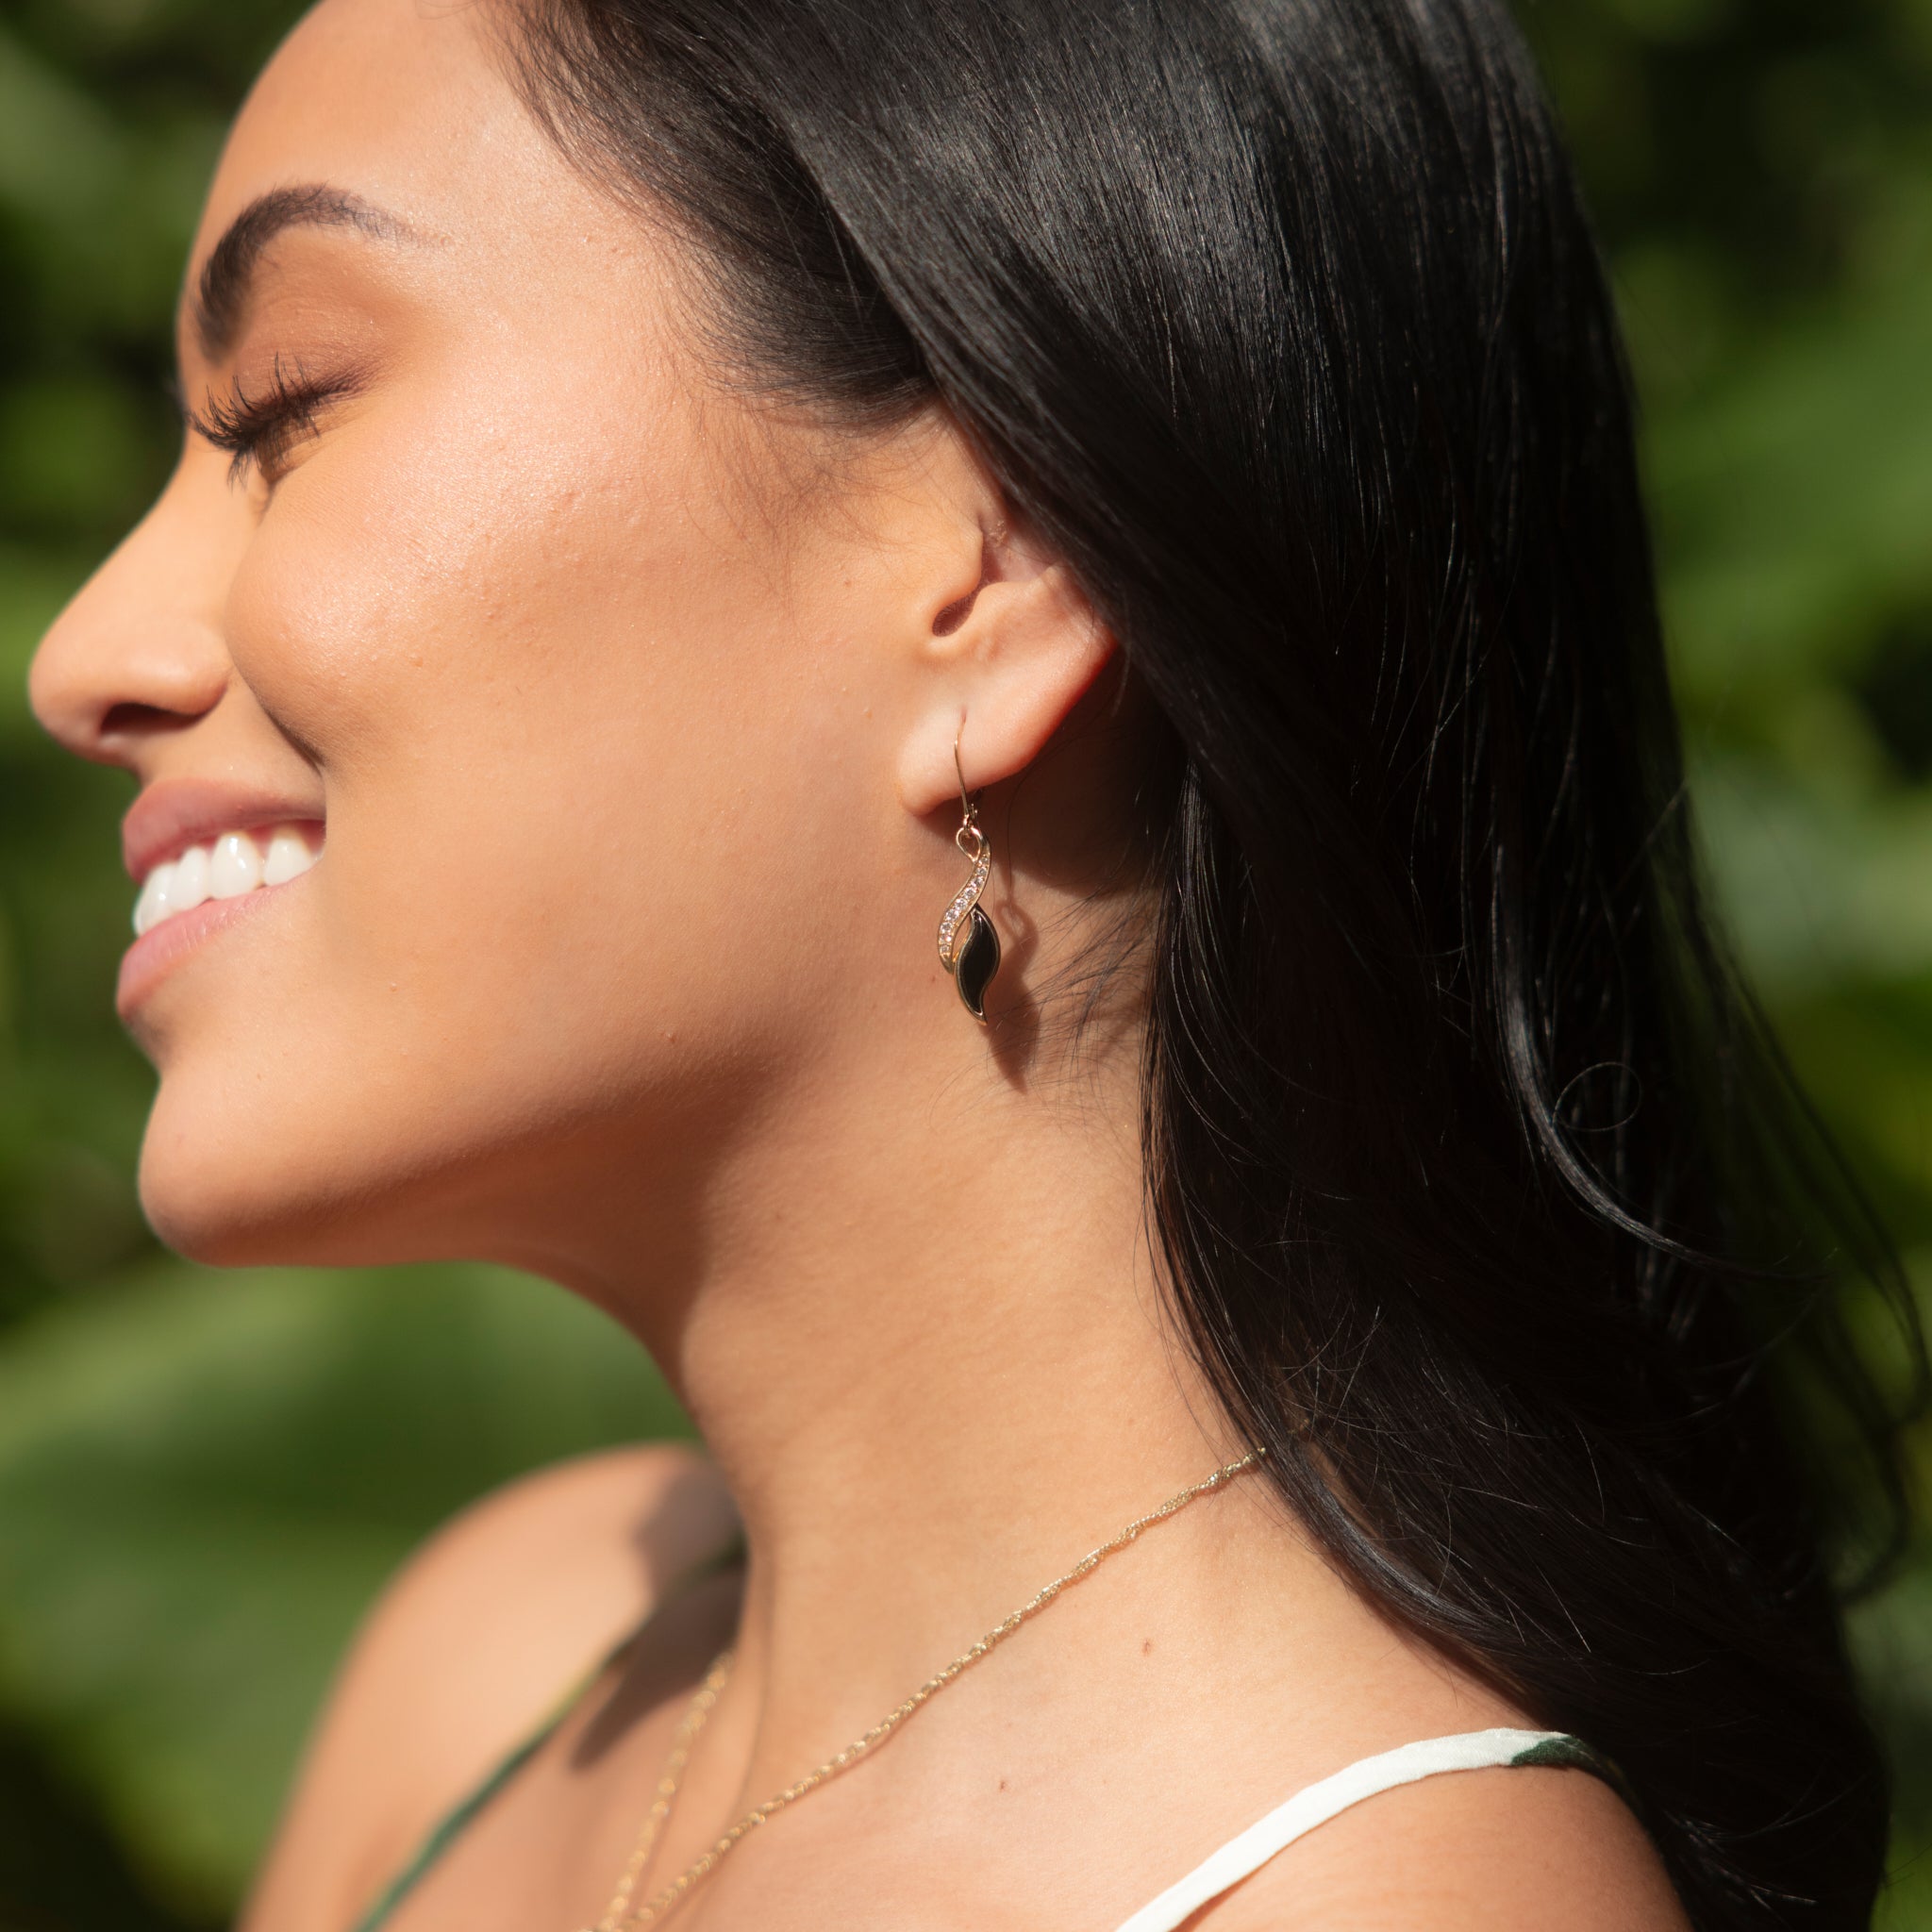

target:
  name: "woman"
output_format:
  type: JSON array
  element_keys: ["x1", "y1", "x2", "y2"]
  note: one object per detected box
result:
[{"x1": 25, "y1": 0, "x2": 1920, "y2": 1925}]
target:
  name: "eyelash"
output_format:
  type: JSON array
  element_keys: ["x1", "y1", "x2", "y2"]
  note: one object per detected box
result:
[{"x1": 185, "y1": 355, "x2": 358, "y2": 487}]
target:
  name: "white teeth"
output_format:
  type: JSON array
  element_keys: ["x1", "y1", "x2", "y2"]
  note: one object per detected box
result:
[
  {"x1": 262, "y1": 826, "x2": 319, "y2": 887},
  {"x1": 209, "y1": 831, "x2": 264, "y2": 898},
  {"x1": 132, "y1": 861, "x2": 175, "y2": 937},
  {"x1": 132, "y1": 823, "x2": 321, "y2": 939},
  {"x1": 171, "y1": 844, "x2": 209, "y2": 913}
]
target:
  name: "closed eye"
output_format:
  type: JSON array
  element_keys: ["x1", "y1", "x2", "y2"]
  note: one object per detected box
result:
[{"x1": 184, "y1": 352, "x2": 364, "y2": 489}]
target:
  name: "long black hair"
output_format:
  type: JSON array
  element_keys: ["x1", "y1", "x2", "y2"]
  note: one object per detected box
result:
[{"x1": 497, "y1": 1, "x2": 1924, "y2": 1922}]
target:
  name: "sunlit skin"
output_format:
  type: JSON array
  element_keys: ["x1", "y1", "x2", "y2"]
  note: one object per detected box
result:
[{"x1": 27, "y1": 2, "x2": 1688, "y2": 1928}]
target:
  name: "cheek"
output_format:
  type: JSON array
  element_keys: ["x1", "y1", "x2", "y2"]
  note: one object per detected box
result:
[
  {"x1": 231, "y1": 351, "x2": 808, "y2": 907},
  {"x1": 152, "y1": 350, "x2": 881, "y2": 1250}
]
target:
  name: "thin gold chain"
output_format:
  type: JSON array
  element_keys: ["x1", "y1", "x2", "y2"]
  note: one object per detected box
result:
[
  {"x1": 587, "y1": 1651, "x2": 732, "y2": 1932},
  {"x1": 598, "y1": 1446, "x2": 1266, "y2": 1930}
]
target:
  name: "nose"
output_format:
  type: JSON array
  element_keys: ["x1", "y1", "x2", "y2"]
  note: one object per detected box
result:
[{"x1": 29, "y1": 468, "x2": 235, "y2": 774}]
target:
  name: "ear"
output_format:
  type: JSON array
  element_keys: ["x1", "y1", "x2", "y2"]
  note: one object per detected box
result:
[{"x1": 893, "y1": 519, "x2": 1116, "y2": 819}]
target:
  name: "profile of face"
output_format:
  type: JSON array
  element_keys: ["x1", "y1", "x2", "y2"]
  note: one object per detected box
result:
[{"x1": 28, "y1": 0, "x2": 1127, "y2": 1290}]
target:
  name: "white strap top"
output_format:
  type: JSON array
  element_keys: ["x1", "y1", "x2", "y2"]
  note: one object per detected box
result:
[{"x1": 1110, "y1": 1727, "x2": 1596, "y2": 1932}]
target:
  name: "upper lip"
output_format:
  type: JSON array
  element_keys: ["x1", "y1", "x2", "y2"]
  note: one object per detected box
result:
[{"x1": 123, "y1": 778, "x2": 325, "y2": 885}]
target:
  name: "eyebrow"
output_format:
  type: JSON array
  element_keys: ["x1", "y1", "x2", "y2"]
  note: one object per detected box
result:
[{"x1": 190, "y1": 183, "x2": 420, "y2": 362}]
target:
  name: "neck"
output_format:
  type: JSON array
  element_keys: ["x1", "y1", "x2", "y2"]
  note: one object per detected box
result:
[{"x1": 554, "y1": 1002, "x2": 1260, "y2": 1772}]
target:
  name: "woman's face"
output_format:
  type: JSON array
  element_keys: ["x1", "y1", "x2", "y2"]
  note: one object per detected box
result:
[{"x1": 29, "y1": 0, "x2": 1083, "y2": 1278}]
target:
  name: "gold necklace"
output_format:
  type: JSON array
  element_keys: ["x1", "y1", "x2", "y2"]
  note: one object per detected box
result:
[{"x1": 583, "y1": 1446, "x2": 1265, "y2": 1932}]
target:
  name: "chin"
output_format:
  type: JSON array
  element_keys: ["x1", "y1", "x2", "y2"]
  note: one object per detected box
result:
[
  {"x1": 131, "y1": 1062, "x2": 581, "y2": 1272},
  {"x1": 138, "y1": 1144, "x2": 367, "y2": 1268},
  {"x1": 134, "y1": 1091, "x2": 437, "y2": 1270},
  {"x1": 140, "y1": 1174, "x2": 322, "y2": 1269}
]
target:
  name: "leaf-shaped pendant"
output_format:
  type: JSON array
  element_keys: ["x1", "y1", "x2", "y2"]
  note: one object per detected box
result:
[
  {"x1": 953, "y1": 903, "x2": 1001, "y2": 1021},
  {"x1": 937, "y1": 819, "x2": 999, "y2": 1023}
]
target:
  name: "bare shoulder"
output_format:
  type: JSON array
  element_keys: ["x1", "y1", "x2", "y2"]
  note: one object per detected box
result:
[
  {"x1": 1199, "y1": 1757, "x2": 1690, "y2": 1932},
  {"x1": 236, "y1": 1441, "x2": 738, "y2": 1932}
]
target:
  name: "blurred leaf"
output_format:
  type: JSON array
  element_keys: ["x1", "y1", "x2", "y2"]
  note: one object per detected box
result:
[
  {"x1": 0, "y1": 1711, "x2": 217, "y2": 1932},
  {"x1": 0, "y1": 28, "x2": 124, "y2": 225},
  {"x1": 0, "y1": 1260, "x2": 690, "y2": 1909},
  {"x1": 1655, "y1": 258, "x2": 1932, "y2": 710},
  {"x1": 0, "y1": 378, "x2": 163, "y2": 533},
  {"x1": 1596, "y1": 0, "x2": 1739, "y2": 48},
  {"x1": 1692, "y1": 751, "x2": 1932, "y2": 994}
]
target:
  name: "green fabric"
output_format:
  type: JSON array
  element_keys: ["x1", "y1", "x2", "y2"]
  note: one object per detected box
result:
[
  {"x1": 1509, "y1": 1733, "x2": 1641, "y2": 1816},
  {"x1": 1509, "y1": 1735, "x2": 1604, "y2": 1773},
  {"x1": 345, "y1": 1716, "x2": 569, "y2": 1932},
  {"x1": 343, "y1": 1535, "x2": 746, "y2": 1932}
]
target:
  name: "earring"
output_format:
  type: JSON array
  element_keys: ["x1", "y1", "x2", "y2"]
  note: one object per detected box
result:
[{"x1": 937, "y1": 719, "x2": 1001, "y2": 1023}]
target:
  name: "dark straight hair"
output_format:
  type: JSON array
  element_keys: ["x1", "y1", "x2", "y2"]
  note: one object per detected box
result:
[{"x1": 500, "y1": 1, "x2": 1923, "y2": 1922}]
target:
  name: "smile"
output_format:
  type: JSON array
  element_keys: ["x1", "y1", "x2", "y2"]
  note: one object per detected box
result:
[{"x1": 133, "y1": 824, "x2": 322, "y2": 937}]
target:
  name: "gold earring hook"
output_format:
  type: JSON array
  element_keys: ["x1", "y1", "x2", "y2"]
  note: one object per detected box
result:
[{"x1": 953, "y1": 712, "x2": 975, "y2": 825}]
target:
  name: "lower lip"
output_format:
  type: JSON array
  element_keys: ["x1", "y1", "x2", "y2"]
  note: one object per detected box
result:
[{"x1": 116, "y1": 874, "x2": 309, "y2": 1020}]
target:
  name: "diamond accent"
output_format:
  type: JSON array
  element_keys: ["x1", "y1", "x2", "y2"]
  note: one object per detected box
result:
[{"x1": 937, "y1": 832, "x2": 991, "y2": 971}]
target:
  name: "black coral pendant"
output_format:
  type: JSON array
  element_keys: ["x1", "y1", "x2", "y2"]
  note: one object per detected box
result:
[{"x1": 938, "y1": 822, "x2": 1000, "y2": 1022}]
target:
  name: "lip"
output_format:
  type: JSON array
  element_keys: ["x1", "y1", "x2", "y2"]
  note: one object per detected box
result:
[
  {"x1": 116, "y1": 874, "x2": 312, "y2": 1020},
  {"x1": 123, "y1": 776, "x2": 325, "y2": 884}
]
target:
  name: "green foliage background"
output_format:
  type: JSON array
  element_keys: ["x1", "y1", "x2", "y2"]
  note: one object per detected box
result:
[{"x1": 0, "y1": 0, "x2": 1928, "y2": 1925}]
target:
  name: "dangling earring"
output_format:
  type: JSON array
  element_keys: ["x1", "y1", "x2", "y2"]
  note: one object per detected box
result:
[{"x1": 937, "y1": 718, "x2": 1001, "y2": 1023}]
